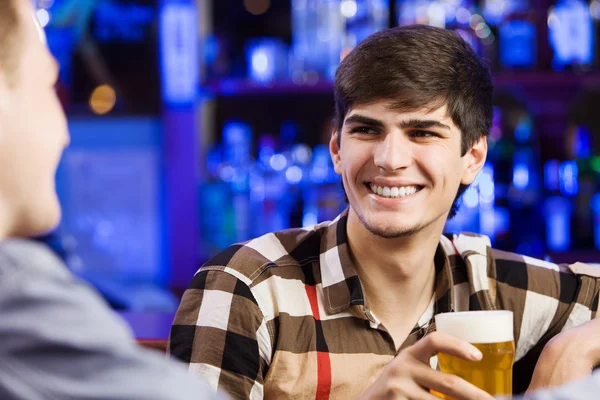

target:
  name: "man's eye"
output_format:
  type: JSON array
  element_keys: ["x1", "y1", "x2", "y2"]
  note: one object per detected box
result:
[
  {"x1": 350, "y1": 126, "x2": 377, "y2": 134},
  {"x1": 411, "y1": 130, "x2": 437, "y2": 138}
]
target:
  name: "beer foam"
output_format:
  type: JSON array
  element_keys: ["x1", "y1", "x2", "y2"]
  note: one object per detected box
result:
[{"x1": 435, "y1": 311, "x2": 514, "y2": 343}]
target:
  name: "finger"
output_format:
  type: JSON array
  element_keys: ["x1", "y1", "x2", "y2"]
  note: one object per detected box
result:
[
  {"x1": 412, "y1": 364, "x2": 493, "y2": 400},
  {"x1": 388, "y1": 379, "x2": 443, "y2": 400},
  {"x1": 409, "y1": 332, "x2": 482, "y2": 364}
]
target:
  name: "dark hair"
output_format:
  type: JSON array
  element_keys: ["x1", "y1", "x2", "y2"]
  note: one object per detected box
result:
[
  {"x1": 334, "y1": 25, "x2": 493, "y2": 218},
  {"x1": 0, "y1": 0, "x2": 21, "y2": 82}
]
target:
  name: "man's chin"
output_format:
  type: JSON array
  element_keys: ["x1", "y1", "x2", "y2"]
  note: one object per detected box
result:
[
  {"x1": 364, "y1": 224, "x2": 424, "y2": 239},
  {"x1": 18, "y1": 204, "x2": 62, "y2": 239},
  {"x1": 360, "y1": 215, "x2": 424, "y2": 239}
]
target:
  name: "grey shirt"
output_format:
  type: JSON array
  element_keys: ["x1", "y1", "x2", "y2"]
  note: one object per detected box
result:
[
  {"x1": 0, "y1": 239, "x2": 220, "y2": 399},
  {"x1": 517, "y1": 373, "x2": 600, "y2": 400}
]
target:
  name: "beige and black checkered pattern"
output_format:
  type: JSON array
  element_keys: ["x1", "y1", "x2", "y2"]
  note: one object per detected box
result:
[{"x1": 169, "y1": 209, "x2": 600, "y2": 399}]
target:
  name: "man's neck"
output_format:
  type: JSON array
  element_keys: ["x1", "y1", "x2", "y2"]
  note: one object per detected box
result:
[
  {"x1": 0, "y1": 199, "x2": 12, "y2": 240},
  {"x1": 346, "y1": 209, "x2": 443, "y2": 320}
]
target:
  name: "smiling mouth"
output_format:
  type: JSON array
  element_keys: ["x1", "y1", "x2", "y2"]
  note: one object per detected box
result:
[{"x1": 367, "y1": 183, "x2": 424, "y2": 199}]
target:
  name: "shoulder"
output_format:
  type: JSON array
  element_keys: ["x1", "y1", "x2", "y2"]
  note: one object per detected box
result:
[
  {"x1": 181, "y1": 225, "x2": 328, "y2": 330},
  {"x1": 200, "y1": 224, "x2": 326, "y2": 287},
  {"x1": 446, "y1": 232, "x2": 566, "y2": 279},
  {"x1": 445, "y1": 232, "x2": 566, "y2": 307},
  {"x1": 0, "y1": 238, "x2": 70, "y2": 285}
]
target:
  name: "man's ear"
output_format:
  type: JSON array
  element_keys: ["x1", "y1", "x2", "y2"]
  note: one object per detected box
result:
[
  {"x1": 329, "y1": 130, "x2": 342, "y2": 175},
  {"x1": 460, "y1": 135, "x2": 488, "y2": 185}
]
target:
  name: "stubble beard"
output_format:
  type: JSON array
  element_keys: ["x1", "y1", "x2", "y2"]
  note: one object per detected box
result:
[{"x1": 356, "y1": 210, "x2": 428, "y2": 239}]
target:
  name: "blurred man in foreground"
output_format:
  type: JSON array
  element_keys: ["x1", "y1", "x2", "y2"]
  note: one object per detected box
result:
[
  {"x1": 523, "y1": 371, "x2": 600, "y2": 400},
  {"x1": 0, "y1": 1, "x2": 219, "y2": 398}
]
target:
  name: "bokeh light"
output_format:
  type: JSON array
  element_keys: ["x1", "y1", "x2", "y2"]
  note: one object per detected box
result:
[
  {"x1": 89, "y1": 85, "x2": 117, "y2": 115},
  {"x1": 244, "y1": 0, "x2": 270, "y2": 16}
]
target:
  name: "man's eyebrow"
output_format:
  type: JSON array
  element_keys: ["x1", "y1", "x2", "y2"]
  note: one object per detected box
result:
[
  {"x1": 399, "y1": 119, "x2": 451, "y2": 131},
  {"x1": 344, "y1": 115, "x2": 451, "y2": 131},
  {"x1": 344, "y1": 114, "x2": 385, "y2": 128}
]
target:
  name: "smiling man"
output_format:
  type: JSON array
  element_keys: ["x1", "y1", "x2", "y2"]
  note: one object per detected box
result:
[{"x1": 169, "y1": 25, "x2": 600, "y2": 399}]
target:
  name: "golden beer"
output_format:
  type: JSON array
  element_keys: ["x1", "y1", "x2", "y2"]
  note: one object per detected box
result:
[{"x1": 433, "y1": 311, "x2": 515, "y2": 399}]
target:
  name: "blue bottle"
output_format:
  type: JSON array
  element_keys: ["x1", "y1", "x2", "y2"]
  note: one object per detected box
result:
[
  {"x1": 250, "y1": 135, "x2": 291, "y2": 237},
  {"x1": 303, "y1": 145, "x2": 345, "y2": 226},
  {"x1": 291, "y1": 0, "x2": 344, "y2": 81},
  {"x1": 344, "y1": 0, "x2": 389, "y2": 51},
  {"x1": 548, "y1": 0, "x2": 594, "y2": 70},
  {"x1": 221, "y1": 121, "x2": 253, "y2": 242}
]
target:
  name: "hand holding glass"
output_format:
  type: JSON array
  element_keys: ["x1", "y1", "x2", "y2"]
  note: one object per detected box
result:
[{"x1": 433, "y1": 311, "x2": 515, "y2": 399}]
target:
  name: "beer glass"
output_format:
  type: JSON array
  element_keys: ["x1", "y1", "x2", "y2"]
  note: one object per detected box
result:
[{"x1": 433, "y1": 310, "x2": 515, "y2": 399}]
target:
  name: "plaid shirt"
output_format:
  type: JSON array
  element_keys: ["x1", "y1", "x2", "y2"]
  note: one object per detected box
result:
[{"x1": 169, "y1": 209, "x2": 600, "y2": 399}]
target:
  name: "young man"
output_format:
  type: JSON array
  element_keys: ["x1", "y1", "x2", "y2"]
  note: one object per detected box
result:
[
  {"x1": 169, "y1": 25, "x2": 600, "y2": 399},
  {"x1": 0, "y1": 1, "x2": 220, "y2": 398}
]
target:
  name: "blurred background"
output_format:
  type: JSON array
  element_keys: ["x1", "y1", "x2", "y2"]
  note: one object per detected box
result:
[{"x1": 32, "y1": 0, "x2": 600, "y2": 313}]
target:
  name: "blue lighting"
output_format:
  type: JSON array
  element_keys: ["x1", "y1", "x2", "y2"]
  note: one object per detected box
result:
[
  {"x1": 341, "y1": 0, "x2": 358, "y2": 18},
  {"x1": 258, "y1": 136, "x2": 276, "y2": 165},
  {"x1": 544, "y1": 196, "x2": 572, "y2": 252},
  {"x1": 591, "y1": 194, "x2": 600, "y2": 250},
  {"x1": 286, "y1": 166, "x2": 303, "y2": 184},
  {"x1": 479, "y1": 163, "x2": 495, "y2": 207},
  {"x1": 548, "y1": 0, "x2": 594, "y2": 69},
  {"x1": 559, "y1": 161, "x2": 578, "y2": 196},
  {"x1": 204, "y1": 35, "x2": 221, "y2": 65},
  {"x1": 499, "y1": 20, "x2": 536, "y2": 68},
  {"x1": 494, "y1": 207, "x2": 510, "y2": 235},
  {"x1": 292, "y1": 144, "x2": 312, "y2": 165},
  {"x1": 223, "y1": 121, "x2": 253, "y2": 168},
  {"x1": 94, "y1": 1, "x2": 154, "y2": 43},
  {"x1": 544, "y1": 160, "x2": 560, "y2": 191},
  {"x1": 311, "y1": 166, "x2": 328, "y2": 184},
  {"x1": 512, "y1": 149, "x2": 538, "y2": 191},
  {"x1": 246, "y1": 38, "x2": 288, "y2": 84},
  {"x1": 483, "y1": 0, "x2": 529, "y2": 26},
  {"x1": 36, "y1": 8, "x2": 51, "y2": 27},
  {"x1": 310, "y1": 145, "x2": 332, "y2": 184},
  {"x1": 219, "y1": 165, "x2": 236, "y2": 183},
  {"x1": 480, "y1": 209, "x2": 495, "y2": 239},
  {"x1": 252, "y1": 51, "x2": 269, "y2": 74},
  {"x1": 269, "y1": 154, "x2": 288, "y2": 171},
  {"x1": 463, "y1": 186, "x2": 479, "y2": 208},
  {"x1": 514, "y1": 115, "x2": 533, "y2": 143},
  {"x1": 303, "y1": 211, "x2": 318, "y2": 227},
  {"x1": 398, "y1": 0, "x2": 473, "y2": 26},
  {"x1": 513, "y1": 163, "x2": 530, "y2": 190},
  {"x1": 572, "y1": 126, "x2": 591, "y2": 158},
  {"x1": 159, "y1": 0, "x2": 199, "y2": 106},
  {"x1": 345, "y1": 0, "x2": 389, "y2": 46}
]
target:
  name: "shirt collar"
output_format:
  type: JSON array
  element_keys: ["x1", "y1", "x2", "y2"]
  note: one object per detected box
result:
[{"x1": 319, "y1": 209, "x2": 457, "y2": 316}]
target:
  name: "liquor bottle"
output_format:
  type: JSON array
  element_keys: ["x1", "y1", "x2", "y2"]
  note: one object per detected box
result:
[
  {"x1": 303, "y1": 145, "x2": 345, "y2": 225},
  {"x1": 250, "y1": 135, "x2": 290, "y2": 237}
]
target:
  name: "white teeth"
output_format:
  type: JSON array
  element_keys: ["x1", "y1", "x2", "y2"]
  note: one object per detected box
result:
[{"x1": 369, "y1": 184, "x2": 420, "y2": 199}]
